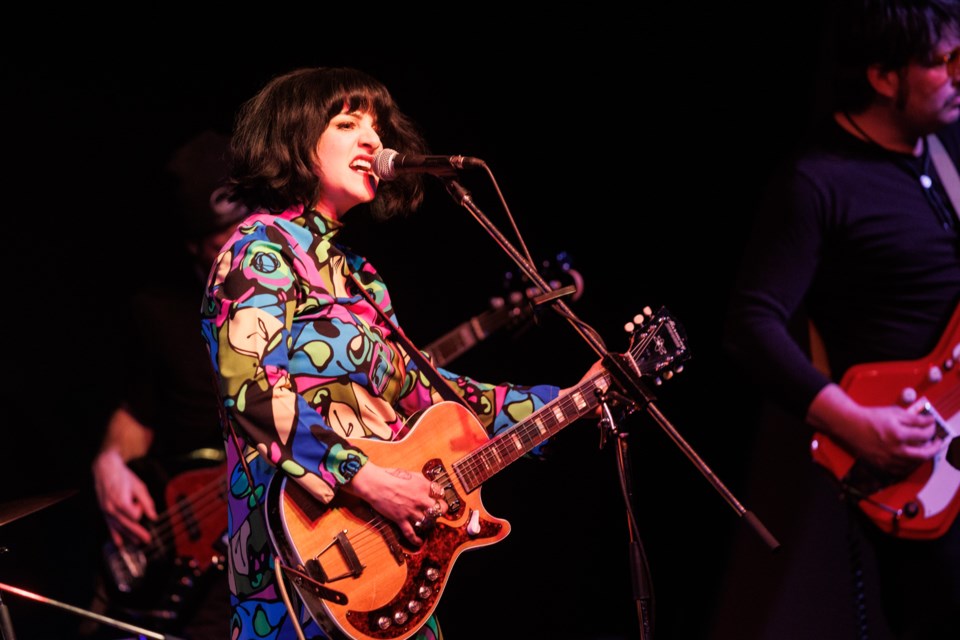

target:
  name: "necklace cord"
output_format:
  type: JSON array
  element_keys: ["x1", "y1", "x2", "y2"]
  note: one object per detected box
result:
[{"x1": 842, "y1": 112, "x2": 955, "y2": 230}]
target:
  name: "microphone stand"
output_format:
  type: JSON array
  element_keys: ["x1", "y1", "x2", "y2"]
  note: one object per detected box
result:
[{"x1": 442, "y1": 177, "x2": 780, "y2": 638}]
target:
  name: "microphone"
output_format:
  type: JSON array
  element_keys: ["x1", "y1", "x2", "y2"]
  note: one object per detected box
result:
[{"x1": 373, "y1": 148, "x2": 484, "y2": 181}]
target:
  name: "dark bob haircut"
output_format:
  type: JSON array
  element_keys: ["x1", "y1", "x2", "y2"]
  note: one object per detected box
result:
[{"x1": 229, "y1": 66, "x2": 429, "y2": 219}]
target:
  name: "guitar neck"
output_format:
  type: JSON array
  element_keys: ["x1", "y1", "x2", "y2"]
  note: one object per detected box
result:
[
  {"x1": 424, "y1": 304, "x2": 521, "y2": 367},
  {"x1": 454, "y1": 370, "x2": 612, "y2": 491},
  {"x1": 451, "y1": 307, "x2": 689, "y2": 492}
]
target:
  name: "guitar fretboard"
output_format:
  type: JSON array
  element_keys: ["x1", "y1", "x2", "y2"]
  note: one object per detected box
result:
[
  {"x1": 450, "y1": 308, "x2": 688, "y2": 493},
  {"x1": 453, "y1": 372, "x2": 611, "y2": 491}
]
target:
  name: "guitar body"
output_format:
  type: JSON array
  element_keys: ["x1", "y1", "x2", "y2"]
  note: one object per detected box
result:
[
  {"x1": 161, "y1": 462, "x2": 228, "y2": 569},
  {"x1": 811, "y1": 307, "x2": 960, "y2": 539},
  {"x1": 101, "y1": 453, "x2": 228, "y2": 625},
  {"x1": 267, "y1": 402, "x2": 509, "y2": 640}
]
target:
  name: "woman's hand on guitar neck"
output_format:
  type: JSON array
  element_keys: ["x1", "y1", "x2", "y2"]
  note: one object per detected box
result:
[
  {"x1": 559, "y1": 359, "x2": 607, "y2": 417},
  {"x1": 343, "y1": 462, "x2": 447, "y2": 546}
]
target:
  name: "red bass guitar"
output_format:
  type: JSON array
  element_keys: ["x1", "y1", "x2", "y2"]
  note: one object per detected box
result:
[{"x1": 811, "y1": 306, "x2": 960, "y2": 539}]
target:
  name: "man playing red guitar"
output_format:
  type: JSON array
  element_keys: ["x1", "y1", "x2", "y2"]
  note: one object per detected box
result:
[
  {"x1": 86, "y1": 130, "x2": 249, "y2": 639},
  {"x1": 721, "y1": 1, "x2": 960, "y2": 638}
]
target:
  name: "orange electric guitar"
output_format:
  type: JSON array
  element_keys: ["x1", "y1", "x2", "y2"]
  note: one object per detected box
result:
[
  {"x1": 265, "y1": 307, "x2": 689, "y2": 640},
  {"x1": 811, "y1": 306, "x2": 960, "y2": 540}
]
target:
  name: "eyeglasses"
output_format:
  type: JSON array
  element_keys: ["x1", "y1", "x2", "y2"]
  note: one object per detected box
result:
[{"x1": 928, "y1": 46, "x2": 960, "y2": 78}]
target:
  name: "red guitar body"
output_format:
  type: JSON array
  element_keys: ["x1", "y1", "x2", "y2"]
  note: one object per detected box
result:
[
  {"x1": 162, "y1": 462, "x2": 227, "y2": 569},
  {"x1": 811, "y1": 308, "x2": 960, "y2": 539}
]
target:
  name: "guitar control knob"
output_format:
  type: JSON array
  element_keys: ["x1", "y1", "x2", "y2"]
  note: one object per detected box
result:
[
  {"x1": 425, "y1": 567, "x2": 440, "y2": 582},
  {"x1": 393, "y1": 610, "x2": 409, "y2": 625},
  {"x1": 467, "y1": 509, "x2": 481, "y2": 536},
  {"x1": 902, "y1": 502, "x2": 920, "y2": 519},
  {"x1": 408, "y1": 600, "x2": 422, "y2": 614},
  {"x1": 900, "y1": 387, "x2": 918, "y2": 404},
  {"x1": 377, "y1": 617, "x2": 392, "y2": 630},
  {"x1": 928, "y1": 366, "x2": 943, "y2": 383},
  {"x1": 418, "y1": 585, "x2": 433, "y2": 599}
]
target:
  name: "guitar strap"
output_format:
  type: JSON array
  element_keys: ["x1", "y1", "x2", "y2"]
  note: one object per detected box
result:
[
  {"x1": 926, "y1": 134, "x2": 960, "y2": 219},
  {"x1": 349, "y1": 272, "x2": 476, "y2": 415}
]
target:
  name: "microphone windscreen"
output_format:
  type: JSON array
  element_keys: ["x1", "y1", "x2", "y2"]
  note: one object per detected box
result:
[{"x1": 373, "y1": 148, "x2": 399, "y2": 181}]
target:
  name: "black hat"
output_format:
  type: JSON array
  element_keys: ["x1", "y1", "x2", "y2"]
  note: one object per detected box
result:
[{"x1": 166, "y1": 130, "x2": 249, "y2": 238}]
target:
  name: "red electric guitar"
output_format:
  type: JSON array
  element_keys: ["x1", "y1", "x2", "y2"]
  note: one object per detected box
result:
[
  {"x1": 811, "y1": 305, "x2": 960, "y2": 540},
  {"x1": 99, "y1": 449, "x2": 229, "y2": 626}
]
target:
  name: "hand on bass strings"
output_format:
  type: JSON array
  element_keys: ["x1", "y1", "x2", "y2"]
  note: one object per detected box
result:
[{"x1": 92, "y1": 447, "x2": 158, "y2": 546}]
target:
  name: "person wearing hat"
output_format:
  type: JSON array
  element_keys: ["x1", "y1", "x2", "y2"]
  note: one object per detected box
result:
[{"x1": 86, "y1": 130, "x2": 248, "y2": 639}]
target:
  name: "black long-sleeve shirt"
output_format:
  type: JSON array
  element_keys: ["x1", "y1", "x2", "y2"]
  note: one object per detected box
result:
[{"x1": 725, "y1": 118, "x2": 960, "y2": 418}]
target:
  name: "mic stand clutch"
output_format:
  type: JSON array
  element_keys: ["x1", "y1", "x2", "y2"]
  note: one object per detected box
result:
[{"x1": 442, "y1": 177, "x2": 780, "y2": 637}]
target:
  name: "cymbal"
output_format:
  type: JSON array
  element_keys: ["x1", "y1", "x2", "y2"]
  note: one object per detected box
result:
[{"x1": 0, "y1": 489, "x2": 77, "y2": 528}]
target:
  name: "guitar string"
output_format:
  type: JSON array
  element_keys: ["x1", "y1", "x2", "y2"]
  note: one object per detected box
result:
[{"x1": 139, "y1": 475, "x2": 228, "y2": 561}]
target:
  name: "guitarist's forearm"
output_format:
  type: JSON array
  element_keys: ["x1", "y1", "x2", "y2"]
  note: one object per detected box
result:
[{"x1": 806, "y1": 383, "x2": 859, "y2": 435}]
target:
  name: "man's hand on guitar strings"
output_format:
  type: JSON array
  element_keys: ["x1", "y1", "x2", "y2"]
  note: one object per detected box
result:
[
  {"x1": 342, "y1": 462, "x2": 449, "y2": 546},
  {"x1": 92, "y1": 448, "x2": 158, "y2": 546},
  {"x1": 808, "y1": 384, "x2": 945, "y2": 475}
]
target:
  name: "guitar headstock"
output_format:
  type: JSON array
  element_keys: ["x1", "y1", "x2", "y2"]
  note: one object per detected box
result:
[{"x1": 624, "y1": 306, "x2": 691, "y2": 386}]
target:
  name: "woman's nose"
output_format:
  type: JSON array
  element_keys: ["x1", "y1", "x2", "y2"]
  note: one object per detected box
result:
[{"x1": 360, "y1": 125, "x2": 381, "y2": 150}]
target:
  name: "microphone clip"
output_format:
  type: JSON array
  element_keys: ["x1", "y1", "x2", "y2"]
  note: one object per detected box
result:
[{"x1": 529, "y1": 285, "x2": 578, "y2": 308}]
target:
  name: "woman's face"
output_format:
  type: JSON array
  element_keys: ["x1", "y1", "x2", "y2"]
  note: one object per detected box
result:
[{"x1": 312, "y1": 107, "x2": 382, "y2": 219}]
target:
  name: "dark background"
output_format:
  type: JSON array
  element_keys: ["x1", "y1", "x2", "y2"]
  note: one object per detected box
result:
[{"x1": 1, "y1": 8, "x2": 831, "y2": 640}]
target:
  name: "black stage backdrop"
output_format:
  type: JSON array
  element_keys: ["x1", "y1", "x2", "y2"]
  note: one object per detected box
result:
[{"x1": 2, "y1": 8, "x2": 829, "y2": 640}]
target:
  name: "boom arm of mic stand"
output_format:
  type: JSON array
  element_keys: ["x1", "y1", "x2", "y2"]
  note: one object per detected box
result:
[{"x1": 443, "y1": 178, "x2": 780, "y2": 552}]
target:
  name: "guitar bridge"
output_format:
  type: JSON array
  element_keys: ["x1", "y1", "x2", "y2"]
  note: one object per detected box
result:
[{"x1": 308, "y1": 530, "x2": 365, "y2": 583}]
